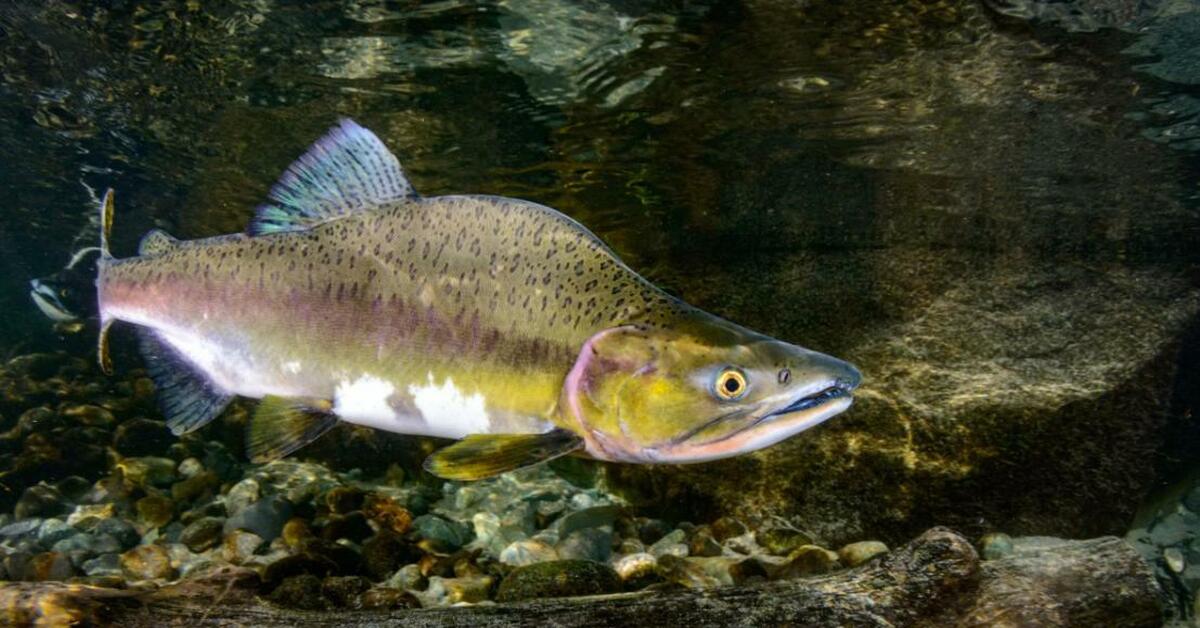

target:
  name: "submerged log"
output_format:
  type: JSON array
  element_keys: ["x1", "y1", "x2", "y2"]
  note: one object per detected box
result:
[{"x1": 0, "y1": 527, "x2": 1162, "y2": 627}]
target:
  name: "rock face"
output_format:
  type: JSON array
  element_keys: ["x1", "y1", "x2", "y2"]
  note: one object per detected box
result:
[{"x1": 599, "y1": 0, "x2": 1200, "y2": 546}]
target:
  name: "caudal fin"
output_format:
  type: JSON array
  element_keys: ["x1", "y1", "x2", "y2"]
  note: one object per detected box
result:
[{"x1": 97, "y1": 188, "x2": 115, "y2": 374}]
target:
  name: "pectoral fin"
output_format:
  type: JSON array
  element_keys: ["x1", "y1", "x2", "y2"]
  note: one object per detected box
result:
[
  {"x1": 423, "y1": 429, "x2": 583, "y2": 481},
  {"x1": 246, "y1": 396, "x2": 338, "y2": 464}
]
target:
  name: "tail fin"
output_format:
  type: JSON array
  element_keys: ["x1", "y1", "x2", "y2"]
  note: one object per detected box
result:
[{"x1": 98, "y1": 188, "x2": 115, "y2": 374}]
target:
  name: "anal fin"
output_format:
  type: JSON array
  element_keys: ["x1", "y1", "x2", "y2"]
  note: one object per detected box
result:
[
  {"x1": 246, "y1": 396, "x2": 338, "y2": 464},
  {"x1": 423, "y1": 429, "x2": 583, "y2": 481},
  {"x1": 137, "y1": 329, "x2": 233, "y2": 435}
]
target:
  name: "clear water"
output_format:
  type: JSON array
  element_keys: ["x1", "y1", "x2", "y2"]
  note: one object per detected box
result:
[{"x1": 1, "y1": 0, "x2": 1199, "y2": 617}]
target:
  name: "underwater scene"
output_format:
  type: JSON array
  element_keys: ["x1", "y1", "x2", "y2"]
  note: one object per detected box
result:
[{"x1": 1, "y1": 0, "x2": 1199, "y2": 625}]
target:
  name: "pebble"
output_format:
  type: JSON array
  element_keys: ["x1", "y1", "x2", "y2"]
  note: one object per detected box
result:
[
  {"x1": 112, "y1": 419, "x2": 173, "y2": 457},
  {"x1": 177, "y1": 458, "x2": 204, "y2": 479},
  {"x1": 496, "y1": 560, "x2": 620, "y2": 602},
  {"x1": 172, "y1": 471, "x2": 220, "y2": 503},
  {"x1": 36, "y1": 518, "x2": 79, "y2": 546},
  {"x1": 94, "y1": 518, "x2": 140, "y2": 550},
  {"x1": 225, "y1": 479, "x2": 261, "y2": 517},
  {"x1": 223, "y1": 494, "x2": 292, "y2": 542},
  {"x1": 838, "y1": 540, "x2": 889, "y2": 567},
  {"x1": 649, "y1": 529, "x2": 689, "y2": 558},
  {"x1": 556, "y1": 505, "x2": 620, "y2": 536},
  {"x1": 321, "y1": 575, "x2": 371, "y2": 607},
  {"x1": 325, "y1": 487, "x2": 366, "y2": 514},
  {"x1": 121, "y1": 544, "x2": 177, "y2": 580},
  {"x1": 0, "y1": 518, "x2": 44, "y2": 542},
  {"x1": 321, "y1": 511, "x2": 373, "y2": 543},
  {"x1": 418, "y1": 575, "x2": 494, "y2": 606},
  {"x1": 757, "y1": 527, "x2": 814, "y2": 556},
  {"x1": 556, "y1": 528, "x2": 612, "y2": 563},
  {"x1": 386, "y1": 563, "x2": 427, "y2": 591},
  {"x1": 500, "y1": 539, "x2": 559, "y2": 566},
  {"x1": 363, "y1": 529, "x2": 418, "y2": 580},
  {"x1": 782, "y1": 545, "x2": 839, "y2": 577},
  {"x1": 268, "y1": 574, "x2": 327, "y2": 610},
  {"x1": 180, "y1": 517, "x2": 225, "y2": 552},
  {"x1": 28, "y1": 551, "x2": 74, "y2": 580},
  {"x1": 980, "y1": 533, "x2": 1015, "y2": 560},
  {"x1": 281, "y1": 518, "x2": 315, "y2": 549},
  {"x1": 412, "y1": 514, "x2": 473, "y2": 552},
  {"x1": 614, "y1": 552, "x2": 657, "y2": 581},
  {"x1": 14, "y1": 484, "x2": 67, "y2": 520},
  {"x1": 117, "y1": 456, "x2": 178, "y2": 489},
  {"x1": 81, "y1": 553, "x2": 122, "y2": 577},
  {"x1": 1166, "y1": 547, "x2": 1186, "y2": 573},
  {"x1": 61, "y1": 404, "x2": 115, "y2": 427},
  {"x1": 67, "y1": 504, "x2": 115, "y2": 530},
  {"x1": 360, "y1": 587, "x2": 421, "y2": 609},
  {"x1": 222, "y1": 530, "x2": 266, "y2": 565},
  {"x1": 136, "y1": 495, "x2": 176, "y2": 529}
]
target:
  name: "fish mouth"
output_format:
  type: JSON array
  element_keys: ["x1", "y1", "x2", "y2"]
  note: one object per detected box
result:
[
  {"x1": 762, "y1": 380, "x2": 857, "y2": 421},
  {"x1": 29, "y1": 280, "x2": 79, "y2": 322}
]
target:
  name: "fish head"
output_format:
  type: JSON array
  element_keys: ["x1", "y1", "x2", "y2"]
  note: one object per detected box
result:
[
  {"x1": 561, "y1": 321, "x2": 861, "y2": 463},
  {"x1": 29, "y1": 247, "x2": 102, "y2": 325}
]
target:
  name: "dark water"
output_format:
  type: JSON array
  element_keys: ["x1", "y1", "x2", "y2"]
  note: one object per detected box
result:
[{"x1": 1, "y1": 0, "x2": 1200, "y2": 618}]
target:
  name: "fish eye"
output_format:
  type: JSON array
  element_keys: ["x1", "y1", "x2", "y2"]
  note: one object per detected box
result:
[
  {"x1": 778, "y1": 368, "x2": 791, "y2": 385},
  {"x1": 714, "y1": 368, "x2": 748, "y2": 401}
]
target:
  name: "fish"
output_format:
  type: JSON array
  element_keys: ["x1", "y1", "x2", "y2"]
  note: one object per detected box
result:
[
  {"x1": 30, "y1": 246, "x2": 102, "y2": 331},
  {"x1": 95, "y1": 119, "x2": 862, "y2": 480}
]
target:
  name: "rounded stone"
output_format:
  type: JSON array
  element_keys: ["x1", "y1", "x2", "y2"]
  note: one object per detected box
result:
[
  {"x1": 325, "y1": 487, "x2": 366, "y2": 514},
  {"x1": 118, "y1": 457, "x2": 178, "y2": 489},
  {"x1": 14, "y1": 484, "x2": 67, "y2": 520},
  {"x1": 321, "y1": 575, "x2": 371, "y2": 607},
  {"x1": 29, "y1": 552, "x2": 74, "y2": 581},
  {"x1": 62, "y1": 404, "x2": 116, "y2": 427},
  {"x1": 222, "y1": 530, "x2": 266, "y2": 565},
  {"x1": 93, "y1": 518, "x2": 140, "y2": 550},
  {"x1": 757, "y1": 527, "x2": 814, "y2": 556},
  {"x1": 362, "y1": 529, "x2": 419, "y2": 581},
  {"x1": 281, "y1": 518, "x2": 314, "y2": 550},
  {"x1": 120, "y1": 544, "x2": 176, "y2": 580},
  {"x1": 614, "y1": 552, "x2": 658, "y2": 581},
  {"x1": 500, "y1": 539, "x2": 559, "y2": 566},
  {"x1": 172, "y1": 471, "x2": 220, "y2": 503},
  {"x1": 1166, "y1": 547, "x2": 1186, "y2": 574},
  {"x1": 320, "y1": 511, "x2": 373, "y2": 543},
  {"x1": 177, "y1": 457, "x2": 204, "y2": 479},
  {"x1": 112, "y1": 419, "x2": 173, "y2": 457},
  {"x1": 136, "y1": 495, "x2": 176, "y2": 529},
  {"x1": 556, "y1": 528, "x2": 613, "y2": 563},
  {"x1": 223, "y1": 495, "x2": 292, "y2": 542},
  {"x1": 496, "y1": 559, "x2": 621, "y2": 602},
  {"x1": 359, "y1": 587, "x2": 420, "y2": 609},
  {"x1": 179, "y1": 517, "x2": 225, "y2": 552},
  {"x1": 81, "y1": 553, "x2": 122, "y2": 577},
  {"x1": 386, "y1": 563, "x2": 427, "y2": 591},
  {"x1": 412, "y1": 514, "x2": 472, "y2": 552},
  {"x1": 782, "y1": 545, "x2": 839, "y2": 577},
  {"x1": 363, "y1": 494, "x2": 413, "y2": 535},
  {"x1": 36, "y1": 519, "x2": 79, "y2": 547},
  {"x1": 268, "y1": 574, "x2": 327, "y2": 610},
  {"x1": 838, "y1": 540, "x2": 889, "y2": 567},
  {"x1": 980, "y1": 533, "x2": 1015, "y2": 560}
]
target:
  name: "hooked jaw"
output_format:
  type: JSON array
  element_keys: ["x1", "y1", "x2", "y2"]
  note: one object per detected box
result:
[{"x1": 649, "y1": 354, "x2": 862, "y2": 464}]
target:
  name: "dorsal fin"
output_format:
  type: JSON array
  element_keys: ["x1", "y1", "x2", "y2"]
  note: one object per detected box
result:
[
  {"x1": 138, "y1": 228, "x2": 178, "y2": 256},
  {"x1": 249, "y1": 119, "x2": 418, "y2": 235}
]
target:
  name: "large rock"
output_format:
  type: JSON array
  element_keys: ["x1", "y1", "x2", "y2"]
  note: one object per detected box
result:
[{"x1": 600, "y1": 0, "x2": 1200, "y2": 545}]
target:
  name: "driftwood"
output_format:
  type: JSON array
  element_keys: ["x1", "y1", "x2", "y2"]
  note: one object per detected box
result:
[{"x1": 0, "y1": 527, "x2": 1163, "y2": 627}]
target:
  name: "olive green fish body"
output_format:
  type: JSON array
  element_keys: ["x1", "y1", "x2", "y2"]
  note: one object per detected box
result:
[{"x1": 96, "y1": 120, "x2": 862, "y2": 478}]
